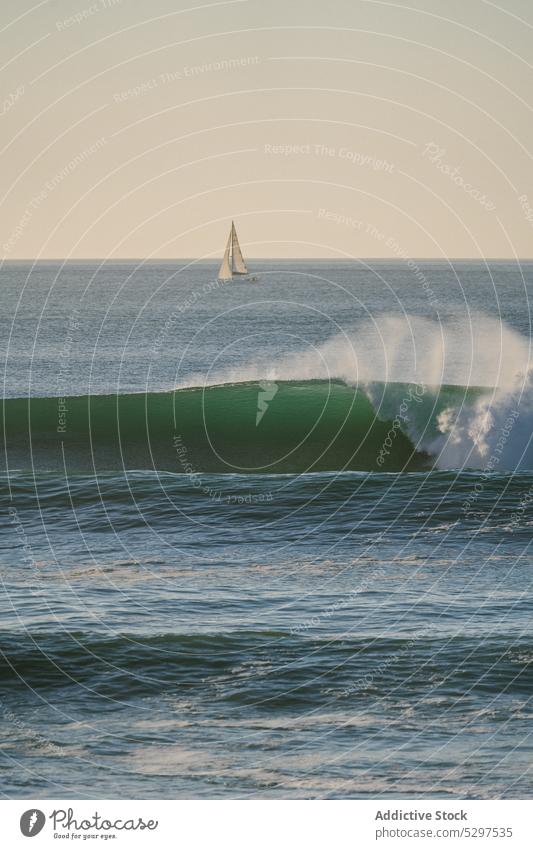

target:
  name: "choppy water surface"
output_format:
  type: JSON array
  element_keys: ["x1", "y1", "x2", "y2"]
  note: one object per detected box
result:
[{"x1": 1, "y1": 260, "x2": 533, "y2": 798}]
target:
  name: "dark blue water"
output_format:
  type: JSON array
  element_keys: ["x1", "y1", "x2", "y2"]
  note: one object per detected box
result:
[{"x1": 1, "y1": 260, "x2": 533, "y2": 798}]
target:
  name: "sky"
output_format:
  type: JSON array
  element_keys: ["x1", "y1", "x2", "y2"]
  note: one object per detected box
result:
[{"x1": 1, "y1": 0, "x2": 533, "y2": 259}]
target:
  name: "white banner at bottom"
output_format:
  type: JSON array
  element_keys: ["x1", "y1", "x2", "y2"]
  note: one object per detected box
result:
[{"x1": 1, "y1": 799, "x2": 531, "y2": 848}]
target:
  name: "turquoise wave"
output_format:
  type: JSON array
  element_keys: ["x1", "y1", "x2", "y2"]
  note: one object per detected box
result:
[{"x1": 1, "y1": 380, "x2": 485, "y2": 472}]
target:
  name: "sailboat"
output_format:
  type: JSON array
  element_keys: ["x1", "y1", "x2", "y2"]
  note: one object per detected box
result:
[{"x1": 218, "y1": 222, "x2": 257, "y2": 281}]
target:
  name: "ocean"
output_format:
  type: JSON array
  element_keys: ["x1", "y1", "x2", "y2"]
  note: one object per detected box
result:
[{"x1": 1, "y1": 259, "x2": 532, "y2": 799}]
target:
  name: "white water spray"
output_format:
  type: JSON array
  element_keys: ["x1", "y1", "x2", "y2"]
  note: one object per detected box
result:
[{"x1": 179, "y1": 314, "x2": 533, "y2": 471}]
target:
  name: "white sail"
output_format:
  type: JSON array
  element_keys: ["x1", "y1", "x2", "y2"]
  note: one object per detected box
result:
[
  {"x1": 218, "y1": 232, "x2": 232, "y2": 279},
  {"x1": 230, "y1": 222, "x2": 248, "y2": 275}
]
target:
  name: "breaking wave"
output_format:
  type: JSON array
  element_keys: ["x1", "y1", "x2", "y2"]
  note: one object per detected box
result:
[{"x1": 2, "y1": 315, "x2": 532, "y2": 473}]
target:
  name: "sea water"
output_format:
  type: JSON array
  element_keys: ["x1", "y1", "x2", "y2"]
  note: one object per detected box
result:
[{"x1": 1, "y1": 259, "x2": 532, "y2": 798}]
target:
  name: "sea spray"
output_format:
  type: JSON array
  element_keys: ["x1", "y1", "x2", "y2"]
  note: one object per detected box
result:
[{"x1": 176, "y1": 314, "x2": 533, "y2": 472}]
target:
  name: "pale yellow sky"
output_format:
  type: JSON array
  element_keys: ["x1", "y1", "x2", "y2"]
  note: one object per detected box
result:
[{"x1": 1, "y1": 0, "x2": 533, "y2": 258}]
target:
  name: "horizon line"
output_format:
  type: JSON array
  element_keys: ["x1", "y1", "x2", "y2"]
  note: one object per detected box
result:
[{"x1": 3, "y1": 257, "x2": 533, "y2": 263}]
